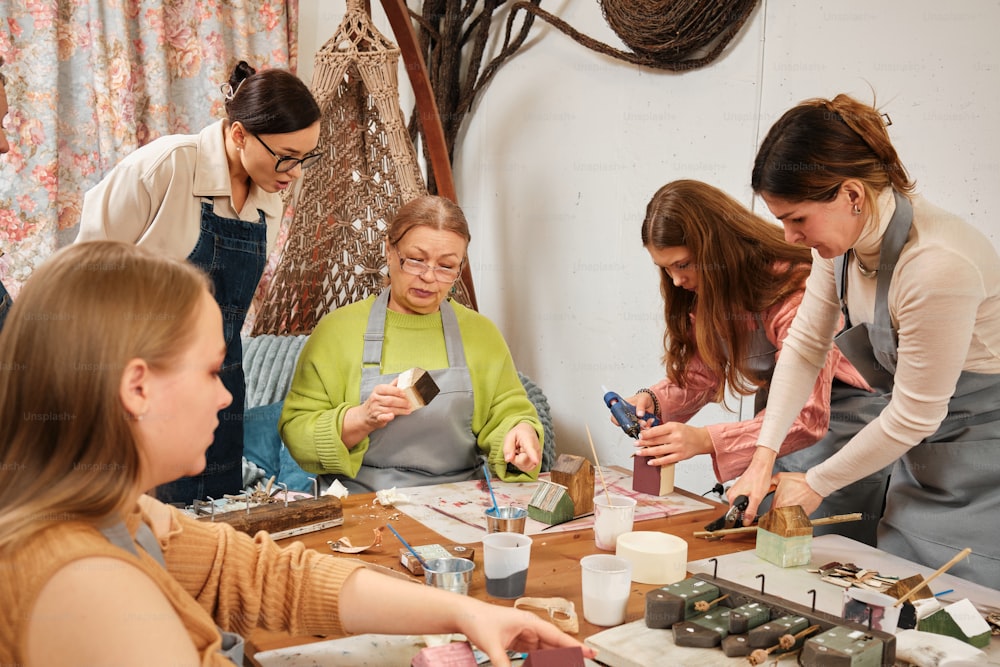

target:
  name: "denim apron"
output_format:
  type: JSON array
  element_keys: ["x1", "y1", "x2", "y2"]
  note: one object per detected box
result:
[
  {"x1": 746, "y1": 317, "x2": 890, "y2": 546},
  {"x1": 833, "y1": 191, "x2": 1000, "y2": 587},
  {"x1": 101, "y1": 520, "x2": 244, "y2": 664},
  {"x1": 0, "y1": 279, "x2": 10, "y2": 332},
  {"x1": 321, "y1": 289, "x2": 479, "y2": 493},
  {"x1": 156, "y1": 201, "x2": 266, "y2": 505}
]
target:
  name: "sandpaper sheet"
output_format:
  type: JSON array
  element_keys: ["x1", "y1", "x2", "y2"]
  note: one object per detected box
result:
[{"x1": 388, "y1": 468, "x2": 713, "y2": 544}]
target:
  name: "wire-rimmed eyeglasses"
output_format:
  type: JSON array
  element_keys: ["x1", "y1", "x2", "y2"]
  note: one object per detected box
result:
[{"x1": 394, "y1": 248, "x2": 462, "y2": 283}]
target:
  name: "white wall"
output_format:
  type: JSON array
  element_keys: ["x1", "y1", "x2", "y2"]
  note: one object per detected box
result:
[{"x1": 297, "y1": 1, "x2": 1000, "y2": 496}]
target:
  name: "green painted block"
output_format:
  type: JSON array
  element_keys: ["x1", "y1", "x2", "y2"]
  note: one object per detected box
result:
[
  {"x1": 527, "y1": 481, "x2": 575, "y2": 525},
  {"x1": 801, "y1": 625, "x2": 885, "y2": 667},
  {"x1": 755, "y1": 528, "x2": 812, "y2": 567},
  {"x1": 918, "y1": 599, "x2": 991, "y2": 649}
]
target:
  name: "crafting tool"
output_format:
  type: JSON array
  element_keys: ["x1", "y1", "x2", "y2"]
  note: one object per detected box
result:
[
  {"x1": 702, "y1": 483, "x2": 777, "y2": 533},
  {"x1": 602, "y1": 386, "x2": 661, "y2": 439},
  {"x1": 482, "y1": 461, "x2": 498, "y2": 512},
  {"x1": 386, "y1": 523, "x2": 427, "y2": 569},
  {"x1": 694, "y1": 512, "x2": 863, "y2": 539},
  {"x1": 703, "y1": 494, "x2": 751, "y2": 532}
]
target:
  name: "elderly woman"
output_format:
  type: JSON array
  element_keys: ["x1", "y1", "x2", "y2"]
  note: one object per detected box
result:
[{"x1": 281, "y1": 195, "x2": 542, "y2": 492}]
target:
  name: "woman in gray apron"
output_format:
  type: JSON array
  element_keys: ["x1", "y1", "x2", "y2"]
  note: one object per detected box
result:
[
  {"x1": 0, "y1": 242, "x2": 593, "y2": 666},
  {"x1": 732, "y1": 94, "x2": 1000, "y2": 588},
  {"x1": 77, "y1": 61, "x2": 322, "y2": 504},
  {"x1": 626, "y1": 180, "x2": 888, "y2": 545},
  {"x1": 281, "y1": 196, "x2": 543, "y2": 492}
]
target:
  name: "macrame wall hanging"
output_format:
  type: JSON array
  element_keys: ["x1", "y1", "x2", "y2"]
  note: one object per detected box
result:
[
  {"x1": 405, "y1": 0, "x2": 760, "y2": 194},
  {"x1": 252, "y1": 0, "x2": 474, "y2": 336}
]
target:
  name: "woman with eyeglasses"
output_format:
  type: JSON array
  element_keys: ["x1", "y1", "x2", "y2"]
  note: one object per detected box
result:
[
  {"x1": 77, "y1": 61, "x2": 322, "y2": 505},
  {"x1": 280, "y1": 195, "x2": 543, "y2": 492}
]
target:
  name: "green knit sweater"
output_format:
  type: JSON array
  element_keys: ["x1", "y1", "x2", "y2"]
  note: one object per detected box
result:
[{"x1": 279, "y1": 295, "x2": 542, "y2": 483}]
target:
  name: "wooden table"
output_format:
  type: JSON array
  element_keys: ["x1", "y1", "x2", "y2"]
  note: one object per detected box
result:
[{"x1": 246, "y1": 483, "x2": 756, "y2": 662}]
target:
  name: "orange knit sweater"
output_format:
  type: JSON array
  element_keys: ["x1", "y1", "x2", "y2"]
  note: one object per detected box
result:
[{"x1": 0, "y1": 496, "x2": 364, "y2": 665}]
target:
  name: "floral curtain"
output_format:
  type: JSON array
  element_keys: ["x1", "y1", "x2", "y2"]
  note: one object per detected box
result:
[{"x1": 0, "y1": 0, "x2": 298, "y2": 296}]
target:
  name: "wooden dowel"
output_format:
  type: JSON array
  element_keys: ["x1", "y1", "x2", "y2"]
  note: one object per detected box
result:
[
  {"x1": 894, "y1": 547, "x2": 972, "y2": 607},
  {"x1": 693, "y1": 512, "x2": 863, "y2": 538},
  {"x1": 585, "y1": 424, "x2": 612, "y2": 507}
]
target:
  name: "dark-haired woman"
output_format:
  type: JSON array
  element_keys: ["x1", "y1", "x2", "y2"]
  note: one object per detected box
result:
[
  {"x1": 78, "y1": 61, "x2": 322, "y2": 504},
  {"x1": 730, "y1": 94, "x2": 1000, "y2": 588},
  {"x1": 624, "y1": 180, "x2": 887, "y2": 545}
]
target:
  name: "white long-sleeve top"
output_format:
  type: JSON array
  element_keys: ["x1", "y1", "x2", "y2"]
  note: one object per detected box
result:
[
  {"x1": 77, "y1": 120, "x2": 283, "y2": 258},
  {"x1": 758, "y1": 188, "x2": 1000, "y2": 496}
]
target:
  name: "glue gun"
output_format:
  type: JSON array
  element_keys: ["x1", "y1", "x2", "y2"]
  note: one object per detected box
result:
[{"x1": 602, "y1": 387, "x2": 661, "y2": 439}]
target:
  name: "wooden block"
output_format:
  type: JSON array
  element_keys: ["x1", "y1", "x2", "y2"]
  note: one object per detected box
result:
[
  {"x1": 527, "y1": 479, "x2": 575, "y2": 525},
  {"x1": 196, "y1": 496, "x2": 343, "y2": 539},
  {"x1": 632, "y1": 457, "x2": 674, "y2": 496},
  {"x1": 748, "y1": 614, "x2": 810, "y2": 649},
  {"x1": 801, "y1": 625, "x2": 885, "y2": 667},
  {"x1": 549, "y1": 454, "x2": 594, "y2": 517},
  {"x1": 398, "y1": 367, "x2": 440, "y2": 409},
  {"x1": 522, "y1": 646, "x2": 585, "y2": 667},
  {"x1": 721, "y1": 633, "x2": 752, "y2": 657},
  {"x1": 729, "y1": 601, "x2": 771, "y2": 634},
  {"x1": 410, "y1": 641, "x2": 477, "y2": 666},
  {"x1": 399, "y1": 544, "x2": 475, "y2": 575},
  {"x1": 644, "y1": 578, "x2": 720, "y2": 629},
  {"x1": 756, "y1": 505, "x2": 813, "y2": 567},
  {"x1": 918, "y1": 599, "x2": 992, "y2": 648},
  {"x1": 672, "y1": 608, "x2": 731, "y2": 648}
]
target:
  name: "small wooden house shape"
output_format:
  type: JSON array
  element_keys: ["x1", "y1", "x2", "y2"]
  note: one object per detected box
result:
[
  {"x1": 801, "y1": 625, "x2": 887, "y2": 666},
  {"x1": 527, "y1": 479, "x2": 575, "y2": 526},
  {"x1": 548, "y1": 453, "x2": 594, "y2": 517},
  {"x1": 755, "y1": 505, "x2": 813, "y2": 567}
]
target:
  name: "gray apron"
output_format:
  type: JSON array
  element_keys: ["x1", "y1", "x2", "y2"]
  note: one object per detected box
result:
[
  {"x1": 101, "y1": 520, "x2": 244, "y2": 665},
  {"x1": 744, "y1": 317, "x2": 890, "y2": 546},
  {"x1": 321, "y1": 289, "x2": 479, "y2": 493},
  {"x1": 833, "y1": 191, "x2": 1000, "y2": 588}
]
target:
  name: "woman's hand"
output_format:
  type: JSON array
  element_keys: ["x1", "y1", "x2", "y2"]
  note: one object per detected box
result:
[
  {"x1": 634, "y1": 422, "x2": 712, "y2": 465},
  {"x1": 342, "y1": 379, "x2": 413, "y2": 447},
  {"x1": 771, "y1": 472, "x2": 823, "y2": 516},
  {"x1": 726, "y1": 446, "x2": 779, "y2": 524},
  {"x1": 458, "y1": 604, "x2": 597, "y2": 666},
  {"x1": 503, "y1": 422, "x2": 541, "y2": 472}
]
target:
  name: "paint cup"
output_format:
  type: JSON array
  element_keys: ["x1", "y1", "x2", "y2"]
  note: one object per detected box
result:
[
  {"x1": 484, "y1": 505, "x2": 528, "y2": 533},
  {"x1": 423, "y1": 557, "x2": 475, "y2": 595},
  {"x1": 580, "y1": 554, "x2": 633, "y2": 626},
  {"x1": 482, "y1": 532, "x2": 532, "y2": 599},
  {"x1": 593, "y1": 494, "x2": 637, "y2": 551}
]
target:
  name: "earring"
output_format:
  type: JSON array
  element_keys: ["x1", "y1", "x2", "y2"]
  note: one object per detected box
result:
[{"x1": 852, "y1": 205, "x2": 861, "y2": 216}]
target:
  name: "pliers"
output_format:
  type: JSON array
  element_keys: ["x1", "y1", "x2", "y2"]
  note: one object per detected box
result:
[{"x1": 703, "y1": 484, "x2": 777, "y2": 533}]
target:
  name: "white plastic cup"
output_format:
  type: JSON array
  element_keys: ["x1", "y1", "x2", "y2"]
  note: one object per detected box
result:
[
  {"x1": 482, "y1": 532, "x2": 532, "y2": 599},
  {"x1": 593, "y1": 494, "x2": 637, "y2": 551},
  {"x1": 423, "y1": 557, "x2": 475, "y2": 595},
  {"x1": 580, "y1": 554, "x2": 633, "y2": 626}
]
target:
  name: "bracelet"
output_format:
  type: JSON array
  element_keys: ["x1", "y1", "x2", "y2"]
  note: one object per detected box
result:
[{"x1": 636, "y1": 388, "x2": 661, "y2": 422}]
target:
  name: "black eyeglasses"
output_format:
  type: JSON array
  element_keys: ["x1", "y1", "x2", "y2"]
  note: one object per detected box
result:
[{"x1": 251, "y1": 133, "x2": 323, "y2": 173}]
